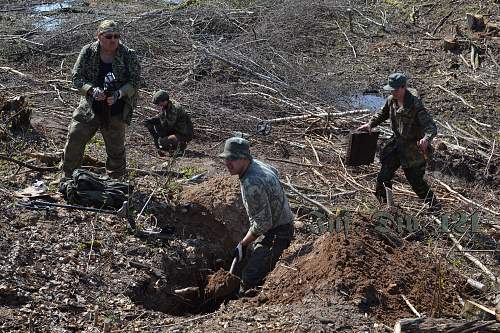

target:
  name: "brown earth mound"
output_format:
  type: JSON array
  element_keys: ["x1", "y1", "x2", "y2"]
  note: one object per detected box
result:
[
  {"x1": 263, "y1": 215, "x2": 464, "y2": 324},
  {"x1": 179, "y1": 175, "x2": 248, "y2": 245}
]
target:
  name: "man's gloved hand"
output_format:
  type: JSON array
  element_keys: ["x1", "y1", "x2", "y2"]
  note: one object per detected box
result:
[
  {"x1": 233, "y1": 243, "x2": 247, "y2": 263},
  {"x1": 91, "y1": 87, "x2": 106, "y2": 101},
  {"x1": 107, "y1": 90, "x2": 122, "y2": 106}
]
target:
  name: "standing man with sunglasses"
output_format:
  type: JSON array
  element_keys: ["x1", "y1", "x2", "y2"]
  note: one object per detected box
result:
[{"x1": 61, "y1": 20, "x2": 141, "y2": 179}]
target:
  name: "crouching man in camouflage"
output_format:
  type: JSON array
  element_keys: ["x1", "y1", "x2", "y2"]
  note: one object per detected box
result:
[
  {"x1": 143, "y1": 90, "x2": 193, "y2": 156},
  {"x1": 357, "y1": 73, "x2": 441, "y2": 211},
  {"x1": 61, "y1": 20, "x2": 141, "y2": 179},
  {"x1": 219, "y1": 137, "x2": 294, "y2": 296}
]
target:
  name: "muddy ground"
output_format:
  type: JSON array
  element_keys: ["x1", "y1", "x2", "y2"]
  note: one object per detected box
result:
[{"x1": 0, "y1": 0, "x2": 499, "y2": 332}]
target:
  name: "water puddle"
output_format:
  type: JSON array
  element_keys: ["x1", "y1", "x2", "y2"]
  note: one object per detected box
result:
[
  {"x1": 351, "y1": 93, "x2": 386, "y2": 112},
  {"x1": 31, "y1": 1, "x2": 74, "y2": 31},
  {"x1": 34, "y1": 1, "x2": 73, "y2": 12}
]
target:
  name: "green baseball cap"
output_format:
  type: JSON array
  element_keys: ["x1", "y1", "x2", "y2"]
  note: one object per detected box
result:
[
  {"x1": 218, "y1": 137, "x2": 252, "y2": 160},
  {"x1": 98, "y1": 20, "x2": 120, "y2": 35},
  {"x1": 152, "y1": 90, "x2": 169, "y2": 104},
  {"x1": 383, "y1": 73, "x2": 407, "y2": 91}
]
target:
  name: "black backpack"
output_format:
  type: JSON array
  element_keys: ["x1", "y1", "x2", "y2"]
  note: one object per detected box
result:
[{"x1": 59, "y1": 169, "x2": 132, "y2": 209}]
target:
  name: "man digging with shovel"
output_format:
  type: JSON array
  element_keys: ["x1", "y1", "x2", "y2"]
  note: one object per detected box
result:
[{"x1": 219, "y1": 137, "x2": 294, "y2": 297}]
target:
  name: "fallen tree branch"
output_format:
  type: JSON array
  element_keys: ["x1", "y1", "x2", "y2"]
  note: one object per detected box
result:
[
  {"x1": 0, "y1": 154, "x2": 58, "y2": 172},
  {"x1": 335, "y1": 20, "x2": 357, "y2": 58},
  {"x1": 432, "y1": 216, "x2": 498, "y2": 284},
  {"x1": 281, "y1": 177, "x2": 336, "y2": 217},
  {"x1": 434, "y1": 85, "x2": 475, "y2": 109},
  {"x1": 433, "y1": 178, "x2": 499, "y2": 216},
  {"x1": 264, "y1": 109, "x2": 371, "y2": 124}
]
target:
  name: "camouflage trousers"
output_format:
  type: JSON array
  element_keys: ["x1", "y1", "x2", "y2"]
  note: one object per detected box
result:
[
  {"x1": 375, "y1": 142, "x2": 438, "y2": 206},
  {"x1": 241, "y1": 223, "x2": 293, "y2": 291},
  {"x1": 62, "y1": 115, "x2": 126, "y2": 179}
]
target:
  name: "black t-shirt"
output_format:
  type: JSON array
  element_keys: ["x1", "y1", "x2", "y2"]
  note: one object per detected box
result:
[{"x1": 91, "y1": 60, "x2": 125, "y2": 116}]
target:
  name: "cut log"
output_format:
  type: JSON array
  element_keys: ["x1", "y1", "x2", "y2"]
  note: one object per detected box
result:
[{"x1": 394, "y1": 317, "x2": 499, "y2": 333}]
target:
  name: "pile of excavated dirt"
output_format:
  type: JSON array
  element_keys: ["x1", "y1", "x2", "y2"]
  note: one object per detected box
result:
[
  {"x1": 178, "y1": 175, "x2": 248, "y2": 246},
  {"x1": 262, "y1": 215, "x2": 465, "y2": 324}
]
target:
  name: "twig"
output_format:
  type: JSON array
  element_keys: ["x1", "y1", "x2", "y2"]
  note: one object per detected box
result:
[
  {"x1": 401, "y1": 295, "x2": 421, "y2": 318},
  {"x1": 85, "y1": 215, "x2": 98, "y2": 272},
  {"x1": 432, "y1": 216, "x2": 498, "y2": 284},
  {"x1": 433, "y1": 178, "x2": 499, "y2": 216},
  {"x1": 335, "y1": 20, "x2": 357, "y2": 58},
  {"x1": 432, "y1": 9, "x2": 454, "y2": 35},
  {"x1": 484, "y1": 138, "x2": 496, "y2": 176},
  {"x1": 282, "y1": 177, "x2": 336, "y2": 217},
  {"x1": 50, "y1": 84, "x2": 64, "y2": 103},
  {"x1": 134, "y1": 312, "x2": 217, "y2": 330},
  {"x1": 305, "y1": 137, "x2": 322, "y2": 166},
  {"x1": 351, "y1": 8, "x2": 384, "y2": 27},
  {"x1": 434, "y1": 85, "x2": 475, "y2": 109},
  {"x1": 0, "y1": 154, "x2": 58, "y2": 172},
  {"x1": 264, "y1": 109, "x2": 371, "y2": 124},
  {"x1": 267, "y1": 157, "x2": 323, "y2": 168},
  {"x1": 470, "y1": 117, "x2": 492, "y2": 128}
]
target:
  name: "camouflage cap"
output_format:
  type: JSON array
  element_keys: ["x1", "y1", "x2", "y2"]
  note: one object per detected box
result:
[
  {"x1": 218, "y1": 137, "x2": 252, "y2": 160},
  {"x1": 383, "y1": 73, "x2": 407, "y2": 91},
  {"x1": 98, "y1": 20, "x2": 120, "y2": 35},
  {"x1": 152, "y1": 90, "x2": 169, "y2": 104}
]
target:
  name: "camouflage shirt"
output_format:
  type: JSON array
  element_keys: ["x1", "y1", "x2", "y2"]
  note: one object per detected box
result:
[
  {"x1": 369, "y1": 89, "x2": 437, "y2": 168},
  {"x1": 158, "y1": 100, "x2": 194, "y2": 141},
  {"x1": 240, "y1": 159, "x2": 294, "y2": 236},
  {"x1": 72, "y1": 41, "x2": 141, "y2": 125}
]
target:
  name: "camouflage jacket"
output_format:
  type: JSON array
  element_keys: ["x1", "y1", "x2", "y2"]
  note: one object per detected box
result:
[
  {"x1": 72, "y1": 41, "x2": 141, "y2": 125},
  {"x1": 369, "y1": 89, "x2": 437, "y2": 168},
  {"x1": 240, "y1": 159, "x2": 294, "y2": 236},
  {"x1": 158, "y1": 100, "x2": 194, "y2": 141}
]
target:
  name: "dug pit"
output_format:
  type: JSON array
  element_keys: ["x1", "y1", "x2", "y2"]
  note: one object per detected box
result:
[{"x1": 126, "y1": 176, "x2": 248, "y2": 315}]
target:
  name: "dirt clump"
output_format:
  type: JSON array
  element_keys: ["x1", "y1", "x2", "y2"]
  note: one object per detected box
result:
[
  {"x1": 263, "y1": 215, "x2": 464, "y2": 324},
  {"x1": 205, "y1": 268, "x2": 240, "y2": 301}
]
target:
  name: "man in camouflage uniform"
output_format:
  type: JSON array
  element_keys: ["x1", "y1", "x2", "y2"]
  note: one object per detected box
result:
[
  {"x1": 219, "y1": 137, "x2": 294, "y2": 295},
  {"x1": 357, "y1": 73, "x2": 441, "y2": 210},
  {"x1": 61, "y1": 20, "x2": 141, "y2": 179},
  {"x1": 143, "y1": 90, "x2": 193, "y2": 156}
]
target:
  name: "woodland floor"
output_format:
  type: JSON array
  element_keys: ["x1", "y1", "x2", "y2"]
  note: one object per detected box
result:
[{"x1": 0, "y1": 0, "x2": 499, "y2": 332}]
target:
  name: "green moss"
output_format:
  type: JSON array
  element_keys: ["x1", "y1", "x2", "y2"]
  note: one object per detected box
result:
[
  {"x1": 78, "y1": 240, "x2": 102, "y2": 251},
  {"x1": 179, "y1": 166, "x2": 206, "y2": 179}
]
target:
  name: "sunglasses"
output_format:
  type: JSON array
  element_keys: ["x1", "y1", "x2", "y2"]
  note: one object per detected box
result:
[{"x1": 103, "y1": 34, "x2": 120, "y2": 40}]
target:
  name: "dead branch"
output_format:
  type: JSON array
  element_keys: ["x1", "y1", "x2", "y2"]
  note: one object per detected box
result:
[
  {"x1": 282, "y1": 177, "x2": 336, "y2": 217},
  {"x1": 433, "y1": 85, "x2": 475, "y2": 109},
  {"x1": 432, "y1": 216, "x2": 498, "y2": 284},
  {"x1": 433, "y1": 178, "x2": 499, "y2": 216},
  {"x1": 335, "y1": 20, "x2": 357, "y2": 58},
  {"x1": 0, "y1": 154, "x2": 58, "y2": 172},
  {"x1": 264, "y1": 109, "x2": 371, "y2": 124}
]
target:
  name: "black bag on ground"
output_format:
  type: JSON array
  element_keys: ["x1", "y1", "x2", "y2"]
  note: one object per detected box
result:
[{"x1": 59, "y1": 169, "x2": 132, "y2": 209}]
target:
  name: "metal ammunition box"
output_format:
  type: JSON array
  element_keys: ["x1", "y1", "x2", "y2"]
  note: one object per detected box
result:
[{"x1": 345, "y1": 131, "x2": 380, "y2": 166}]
